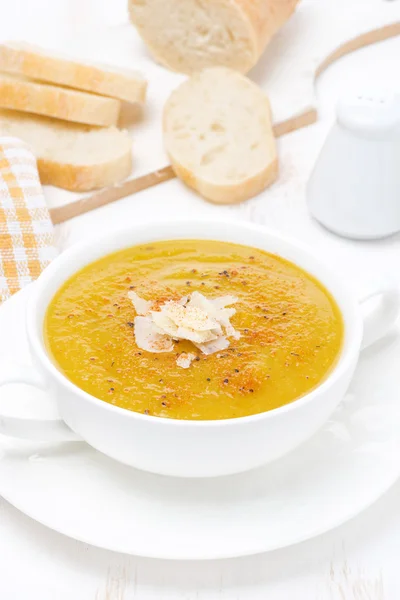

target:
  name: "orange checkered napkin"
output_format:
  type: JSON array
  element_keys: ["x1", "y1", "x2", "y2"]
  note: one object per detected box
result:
[{"x1": 0, "y1": 137, "x2": 57, "y2": 303}]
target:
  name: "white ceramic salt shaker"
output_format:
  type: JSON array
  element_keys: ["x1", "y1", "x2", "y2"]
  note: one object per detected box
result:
[{"x1": 307, "y1": 91, "x2": 400, "y2": 240}]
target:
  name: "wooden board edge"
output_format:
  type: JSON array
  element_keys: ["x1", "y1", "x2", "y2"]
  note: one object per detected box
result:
[
  {"x1": 49, "y1": 165, "x2": 175, "y2": 225},
  {"x1": 273, "y1": 108, "x2": 317, "y2": 138},
  {"x1": 316, "y1": 22, "x2": 400, "y2": 79}
]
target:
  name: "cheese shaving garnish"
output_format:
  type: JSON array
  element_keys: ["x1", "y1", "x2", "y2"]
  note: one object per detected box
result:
[
  {"x1": 134, "y1": 316, "x2": 174, "y2": 353},
  {"x1": 128, "y1": 291, "x2": 153, "y2": 316},
  {"x1": 128, "y1": 290, "x2": 240, "y2": 366},
  {"x1": 176, "y1": 352, "x2": 197, "y2": 369},
  {"x1": 194, "y1": 335, "x2": 230, "y2": 355}
]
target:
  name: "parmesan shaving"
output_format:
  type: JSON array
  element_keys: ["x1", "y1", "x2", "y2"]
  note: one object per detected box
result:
[
  {"x1": 128, "y1": 291, "x2": 153, "y2": 316},
  {"x1": 134, "y1": 316, "x2": 174, "y2": 353},
  {"x1": 176, "y1": 352, "x2": 197, "y2": 369},
  {"x1": 194, "y1": 336, "x2": 230, "y2": 355},
  {"x1": 128, "y1": 290, "x2": 240, "y2": 365}
]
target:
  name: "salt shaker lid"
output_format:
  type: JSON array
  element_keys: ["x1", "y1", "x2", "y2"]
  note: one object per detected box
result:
[{"x1": 337, "y1": 91, "x2": 400, "y2": 137}]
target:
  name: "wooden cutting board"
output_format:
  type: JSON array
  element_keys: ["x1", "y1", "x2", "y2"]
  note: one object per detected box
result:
[{"x1": 49, "y1": 0, "x2": 400, "y2": 224}]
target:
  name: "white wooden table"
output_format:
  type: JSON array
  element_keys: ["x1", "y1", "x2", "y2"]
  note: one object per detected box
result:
[{"x1": 0, "y1": 1, "x2": 400, "y2": 598}]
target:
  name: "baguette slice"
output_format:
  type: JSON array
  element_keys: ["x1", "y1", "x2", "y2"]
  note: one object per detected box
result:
[
  {"x1": 0, "y1": 109, "x2": 132, "y2": 191},
  {"x1": 0, "y1": 42, "x2": 147, "y2": 105},
  {"x1": 0, "y1": 73, "x2": 120, "y2": 126},
  {"x1": 163, "y1": 67, "x2": 278, "y2": 204},
  {"x1": 129, "y1": 0, "x2": 298, "y2": 75}
]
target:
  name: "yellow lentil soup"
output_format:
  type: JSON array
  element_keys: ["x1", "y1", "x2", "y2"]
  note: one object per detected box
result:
[{"x1": 44, "y1": 240, "x2": 344, "y2": 420}]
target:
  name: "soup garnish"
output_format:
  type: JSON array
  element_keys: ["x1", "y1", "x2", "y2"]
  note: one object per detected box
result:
[{"x1": 129, "y1": 290, "x2": 240, "y2": 366}]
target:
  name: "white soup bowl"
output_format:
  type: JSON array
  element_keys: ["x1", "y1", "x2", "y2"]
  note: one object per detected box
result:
[{"x1": 0, "y1": 220, "x2": 398, "y2": 477}]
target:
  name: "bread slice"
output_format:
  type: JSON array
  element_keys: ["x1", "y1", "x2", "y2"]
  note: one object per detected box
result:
[
  {"x1": 0, "y1": 42, "x2": 147, "y2": 105},
  {"x1": 0, "y1": 109, "x2": 132, "y2": 191},
  {"x1": 0, "y1": 73, "x2": 120, "y2": 126},
  {"x1": 163, "y1": 67, "x2": 278, "y2": 204},
  {"x1": 129, "y1": 0, "x2": 299, "y2": 75}
]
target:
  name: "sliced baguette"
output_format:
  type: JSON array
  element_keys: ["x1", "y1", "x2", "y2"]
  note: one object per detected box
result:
[
  {"x1": 0, "y1": 73, "x2": 120, "y2": 126},
  {"x1": 163, "y1": 67, "x2": 278, "y2": 204},
  {"x1": 0, "y1": 109, "x2": 132, "y2": 191},
  {"x1": 129, "y1": 0, "x2": 298, "y2": 75},
  {"x1": 0, "y1": 42, "x2": 147, "y2": 105}
]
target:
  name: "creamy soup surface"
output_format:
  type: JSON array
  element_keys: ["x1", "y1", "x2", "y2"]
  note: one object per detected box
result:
[{"x1": 44, "y1": 240, "x2": 344, "y2": 420}]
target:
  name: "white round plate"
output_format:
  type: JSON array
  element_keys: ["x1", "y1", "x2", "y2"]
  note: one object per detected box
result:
[{"x1": 1, "y1": 285, "x2": 400, "y2": 560}]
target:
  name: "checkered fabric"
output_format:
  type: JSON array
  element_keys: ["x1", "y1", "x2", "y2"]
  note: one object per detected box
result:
[{"x1": 0, "y1": 137, "x2": 57, "y2": 303}]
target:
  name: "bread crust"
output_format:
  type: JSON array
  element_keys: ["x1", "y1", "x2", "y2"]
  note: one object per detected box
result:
[
  {"x1": 37, "y1": 152, "x2": 132, "y2": 192},
  {"x1": 170, "y1": 157, "x2": 278, "y2": 204},
  {"x1": 0, "y1": 110, "x2": 132, "y2": 191},
  {"x1": 0, "y1": 74, "x2": 121, "y2": 126},
  {"x1": 129, "y1": 0, "x2": 299, "y2": 74},
  {"x1": 235, "y1": 0, "x2": 299, "y2": 57},
  {"x1": 0, "y1": 42, "x2": 147, "y2": 104}
]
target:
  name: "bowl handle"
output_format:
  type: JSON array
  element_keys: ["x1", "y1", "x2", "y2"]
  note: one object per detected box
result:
[
  {"x1": 0, "y1": 358, "x2": 81, "y2": 442},
  {"x1": 360, "y1": 288, "x2": 400, "y2": 350}
]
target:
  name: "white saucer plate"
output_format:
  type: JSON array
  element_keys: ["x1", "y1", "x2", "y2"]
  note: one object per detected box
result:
[{"x1": 0, "y1": 285, "x2": 400, "y2": 560}]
